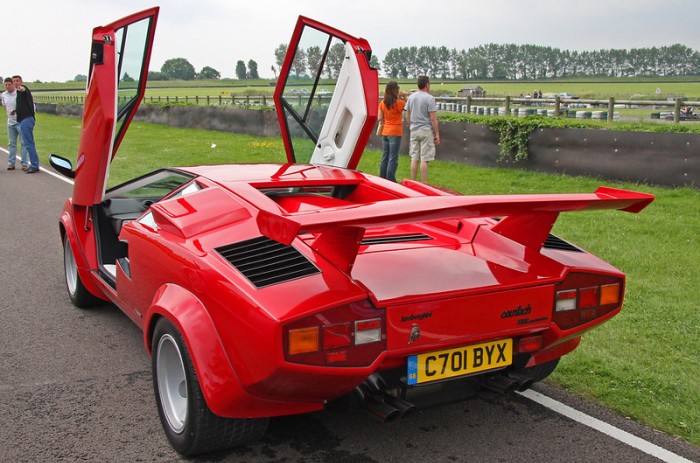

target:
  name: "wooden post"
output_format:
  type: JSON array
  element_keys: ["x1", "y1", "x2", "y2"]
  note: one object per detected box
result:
[
  {"x1": 555, "y1": 96, "x2": 561, "y2": 117},
  {"x1": 674, "y1": 99, "x2": 682, "y2": 123},
  {"x1": 466, "y1": 96, "x2": 472, "y2": 114},
  {"x1": 504, "y1": 96, "x2": 510, "y2": 116},
  {"x1": 608, "y1": 97, "x2": 615, "y2": 122}
]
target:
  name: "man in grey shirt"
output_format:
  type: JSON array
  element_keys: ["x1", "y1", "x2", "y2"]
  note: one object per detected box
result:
[{"x1": 405, "y1": 75, "x2": 440, "y2": 182}]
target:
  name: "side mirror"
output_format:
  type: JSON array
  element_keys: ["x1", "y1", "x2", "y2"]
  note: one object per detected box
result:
[{"x1": 49, "y1": 154, "x2": 75, "y2": 179}]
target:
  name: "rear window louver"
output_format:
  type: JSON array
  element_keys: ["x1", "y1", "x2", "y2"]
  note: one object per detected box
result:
[
  {"x1": 361, "y1": 233, "x2": 432, "y2": 245},
  {"x1": 215, "y1": 236, "x2": 320, "y2": 288},
  {"x1": 543, "y1": 234, "x2": 583, "y2": 252}
]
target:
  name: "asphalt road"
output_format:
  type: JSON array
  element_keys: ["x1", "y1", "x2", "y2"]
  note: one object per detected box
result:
[{"x1": 1, "y1": 163, "x2": 698, "y2": 463}]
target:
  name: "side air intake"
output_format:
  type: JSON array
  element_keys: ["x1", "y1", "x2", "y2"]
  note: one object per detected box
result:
[{"x1": 216, "y1": 236, "x2": 320, "y2": 288}]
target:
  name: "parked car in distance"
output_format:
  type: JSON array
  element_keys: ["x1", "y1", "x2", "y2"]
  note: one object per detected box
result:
[
  {"x1": 556, "y1": 92, "x2": 580, "y2": 99},
  {"x1": 50, "y1": 8, "x2": 654, "y2": 457}
]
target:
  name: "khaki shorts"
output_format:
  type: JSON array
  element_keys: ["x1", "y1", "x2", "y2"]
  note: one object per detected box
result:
[{"x1": 409, "y1": 126, "x2": 436, "y2": 161}]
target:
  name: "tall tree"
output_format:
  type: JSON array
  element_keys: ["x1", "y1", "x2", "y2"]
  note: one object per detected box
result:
[
  {"x1": 291, "y1": 48, "x2": 307, "y2": 78},
  {"x1": 161, "y1": 58, "x2": 196, "y2": 80},
  {"x1": 322, "y1": 43, "x2": 345, "y2": 79},
  {"x1": 306, "y1": 46, "x2": 323, "y2": 77},
  {"x1": 274, "y1": 44, "x2": 288, "y2": 71},
  {"x1": 235, "y1": 60, "x2": 247, "y2": 80},
  {"x1": 247, "y1": 60, "x2": 259, "y2": 79}
]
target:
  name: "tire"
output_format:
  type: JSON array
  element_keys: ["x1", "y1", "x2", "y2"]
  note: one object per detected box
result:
[
  {"x1": 63, "y1": 238, "x2": 101, "y2": 308},
  {"x1": 151, "y1": 318, "x2": 269, "y2": 456}
]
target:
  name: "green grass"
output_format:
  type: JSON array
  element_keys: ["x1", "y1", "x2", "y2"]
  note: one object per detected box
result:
[
  {"x1": 34, "y1": 113, "x2": 700, "y2": 447},
  {"x1": 32, "y1": 76, "x2": 700, "y2": 100}
]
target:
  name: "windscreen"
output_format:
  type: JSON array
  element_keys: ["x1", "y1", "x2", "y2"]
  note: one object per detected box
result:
[{"x1": 113, "y1": 16, "x2": 154, "y2": 147}]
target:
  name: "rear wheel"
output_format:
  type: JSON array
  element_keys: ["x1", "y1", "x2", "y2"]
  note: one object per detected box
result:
[
  {"x1": 151, "y1": 318, "x2": 269, "y2": 456},
  {"x1": 63, "y1": 238, "x2": 101, "y2": 308}
]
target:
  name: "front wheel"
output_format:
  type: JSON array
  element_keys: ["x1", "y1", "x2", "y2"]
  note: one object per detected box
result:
[
  {"x1": 151, "y1": 318, "x2": 269, "y2": 456},
  {"x1": 63, "y1": 238, "x2": 101, "y2": 308}
]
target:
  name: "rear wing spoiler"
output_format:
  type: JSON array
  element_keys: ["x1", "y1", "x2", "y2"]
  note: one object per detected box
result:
[{"x1": 255, "y1": 186, "x2": 653, "y2": 273}]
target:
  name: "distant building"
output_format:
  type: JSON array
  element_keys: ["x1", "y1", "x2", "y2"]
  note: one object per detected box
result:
[{"x1": 457, "y1": 86, "x2": 485, "y2": 97}]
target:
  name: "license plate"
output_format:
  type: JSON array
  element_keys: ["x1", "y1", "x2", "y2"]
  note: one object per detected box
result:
[{"x1": 407, "y1": 339, "x2": 512, "y2": 385}]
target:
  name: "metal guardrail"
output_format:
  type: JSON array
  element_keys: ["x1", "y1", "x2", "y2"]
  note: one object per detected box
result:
[
  {"x1": 436, "y1": 96, "x2": 700, "y2": 123},
  {"x1": 33, "y1": 94, "x2": 700, "y2": 123}
]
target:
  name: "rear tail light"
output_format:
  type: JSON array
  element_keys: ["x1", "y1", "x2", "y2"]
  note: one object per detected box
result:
[
  {"x1": 553, "y1": 273, "x2": 623, "y2": 330},
  {"x1": 288, "y1": 327, "x2": 319, "y2": 355},
  {"x1": 518, "y1": 335, "x2": 544, "y2": 353},
  {"x1": 284, "y1": 300, "x2": 385, "y2": 366},
  {"x1": 354, "y1": 318, "x2": 382, "y2": 345}
]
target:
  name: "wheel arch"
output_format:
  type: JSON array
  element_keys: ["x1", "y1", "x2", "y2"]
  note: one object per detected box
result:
[
  {"x1": 144, "y1": 283, "x2": 255, "y2": 417},
  {"x1": 59, "y1": 209, "x2": 105, "y2": 300}
]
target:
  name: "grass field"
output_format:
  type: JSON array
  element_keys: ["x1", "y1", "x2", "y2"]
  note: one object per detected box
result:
[
  {"x1": 32, "y1": 76, "x2": 700, "y2": 101},
  {"x1": 32, "y1": 113, "x2": 700, "y2": 448},
  {"x1": 33, "y1": 77, "x2": 700, "y2": 126}
]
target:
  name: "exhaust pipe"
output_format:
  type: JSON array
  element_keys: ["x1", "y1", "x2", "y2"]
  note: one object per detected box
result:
[
  {"x1": 507, "y1": 372, "x2": 534, "y2": 391},
  {"x1": 360, "y1": 397, "x2": 403, "y2": 423},
  {"x1": 355, "y1": 374, "x2": 416, "y2": 422},
  {"x1": 481, "y1": 374, "x2": 519, "y2": 395},
  {"x1": 384, "y1": 394, "x2": 416, "y2": 418}
]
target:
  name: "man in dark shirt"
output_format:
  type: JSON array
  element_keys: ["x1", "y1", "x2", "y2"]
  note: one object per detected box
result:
[{"x1": 12, "y1": 75, "x2": 40, "y2": 173}]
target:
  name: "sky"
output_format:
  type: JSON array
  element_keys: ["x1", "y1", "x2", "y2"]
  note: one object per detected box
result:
[{"x1": 4, "y1": 0, "x2": 700, "y2": 83}]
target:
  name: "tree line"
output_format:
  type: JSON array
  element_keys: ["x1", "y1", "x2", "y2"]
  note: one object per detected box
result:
[
  {"x1": 144, "y1": 58, "x2": 260, "y2": 81},
  {"x1": 81, "y1": 42, "x2": 697, "y2": 83},
  {"x1": 381, "y1": 43, "x2": 700, "y2": 80},
  {"x1": 271, "y1": 43, "x2": 379, "y2": 80}
]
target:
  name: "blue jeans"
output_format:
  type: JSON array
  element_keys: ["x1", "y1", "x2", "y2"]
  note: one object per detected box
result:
[
  {"x1": 380, "y1": 135, "x2": 402, "y2": 182},
  {"x1": 18, "y1": 117, "x2": 39, "y2": 169},
  {"x1": 7, "y1": 123, "x2": 29, "y2": 167}
]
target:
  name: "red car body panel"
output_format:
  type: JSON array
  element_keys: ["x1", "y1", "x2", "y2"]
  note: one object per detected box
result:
[{"x1": 54, "y1": 13, "x2": 654, "y2": 423}]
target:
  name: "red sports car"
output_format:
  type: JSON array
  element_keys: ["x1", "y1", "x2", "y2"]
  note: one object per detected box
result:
[{"x1": 50, "y1": 8, "x2": 654, "y2": 456}]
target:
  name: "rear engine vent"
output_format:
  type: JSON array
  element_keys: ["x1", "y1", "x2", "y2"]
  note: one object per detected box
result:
[
  {"x1": 544, "y1": 234, "x2": 583, "y2": 252},
  {"x1": 361, "y1": 233, "x2": 432, "y2": 245},
  {"x1": 216, "y1": 236, "x2": 320, "y2": 288}
]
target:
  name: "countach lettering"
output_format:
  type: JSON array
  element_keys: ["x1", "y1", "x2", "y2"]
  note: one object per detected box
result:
[{"x1": 501, "y1": 304, "x2": 532, "y2": 319}]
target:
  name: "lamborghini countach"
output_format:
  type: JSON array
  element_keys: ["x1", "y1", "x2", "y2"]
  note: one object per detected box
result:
[{"x1": 50, "y1": 8, "x2": 654, "y2": 456}]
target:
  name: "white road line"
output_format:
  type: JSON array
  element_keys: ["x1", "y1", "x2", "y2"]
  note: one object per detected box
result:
[
  {"x1": 519, "y1": 389, "x2": 693, "y2": 463},
  {"x1": 0, "y1": 147, "x2": 73, "y2": 184},
  {"x1": 2, "y1": 146, "x2": 692, "y2": 462}
]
